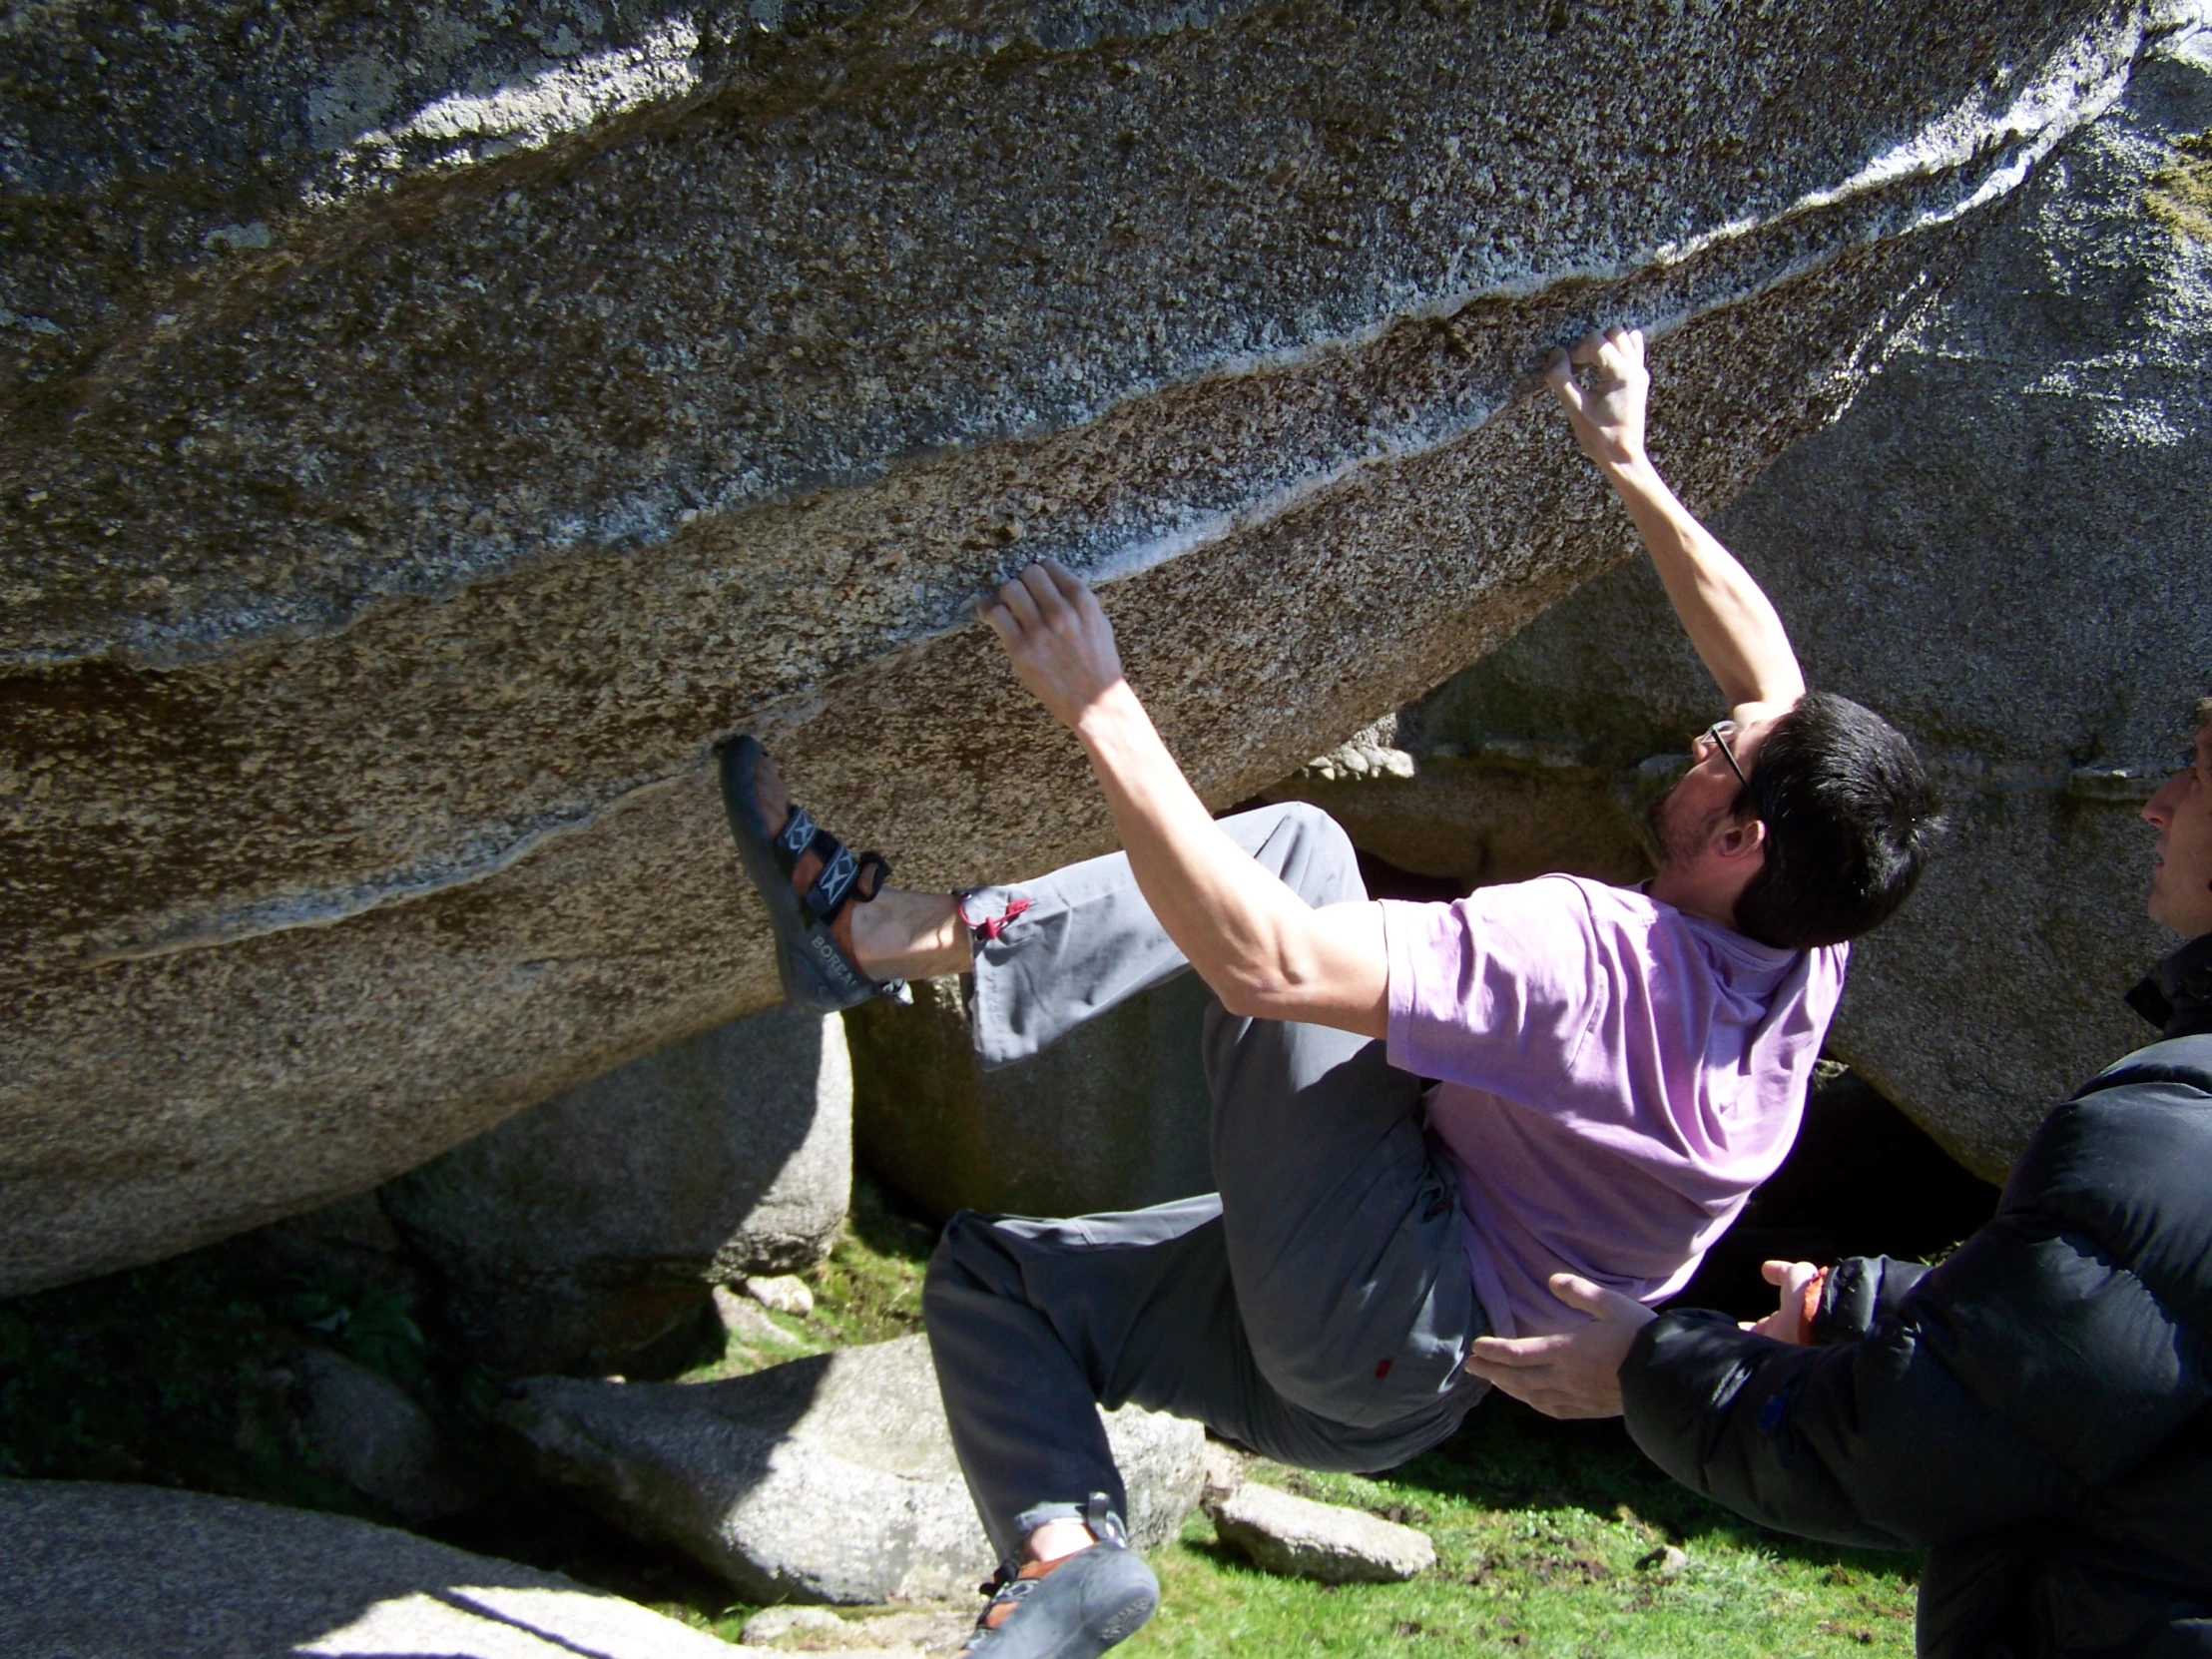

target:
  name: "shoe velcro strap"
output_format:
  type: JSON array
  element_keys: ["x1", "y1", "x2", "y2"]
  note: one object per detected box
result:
[
  {"x1": 854, "y1": 849, "x2": 891, "y2": 897},
  {"x1": 776, "y1": 805, "x2": 819, "y2": 867},
  {"x1": 1084, "y1": 1492, "x2": 1129, "y2": 1546},
  {"x1": 804, "y1": 834, "x2": 859, "y2": 922}
]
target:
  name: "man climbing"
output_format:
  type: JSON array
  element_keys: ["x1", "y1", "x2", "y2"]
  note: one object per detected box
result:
[{"x1": 720, "y1": 327, "x2": 1943, "y2": 1658}]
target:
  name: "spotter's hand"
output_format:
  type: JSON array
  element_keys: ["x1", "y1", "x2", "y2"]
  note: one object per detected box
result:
[
  {"x1": 1547, "y1": 325, "x2": 1650, "y2": 472},
  {"x1": 1461, "y1": 1273, "x2": 1656, "y2": 1420},
  {"x1": 1738, "y1": 1259, "x2": 1825, "y2": 1346},
  {"x1": 981, "y1": 561, "x2": 1128, "y2": 731}
]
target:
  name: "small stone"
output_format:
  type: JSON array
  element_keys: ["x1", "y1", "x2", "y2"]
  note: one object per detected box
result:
[
  {"x1": 1203, "y1": 1481, "x2": 1434, "y2": 1583},
  {"x1": 1637, "y1": 1543, "x2": 1690, "y2": 1578},
  {"x1": 1199, "y1": 1439, "x2": 1246, "y2": 1502},
  {"x1": 745, "y1": 1274, "x2": 816, "y2": 1317},
  {"x1": 846, "y1": 1608, "x2": 972, "y2": 1651},
  {"x1": 713, "y1": 1282, "x2": 805, "y2": 1347},
  {"x1": 201, "y1": 220, "x2": 273, "y2": 253}
]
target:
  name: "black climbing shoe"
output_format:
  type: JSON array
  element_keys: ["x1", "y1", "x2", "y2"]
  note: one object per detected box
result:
[
  {"x1": 718, "y1": 735, "x2": 897, "y2": 1012},
  {"x1": 960, "y1": 1503, "x2": 1158, "y2": 1659}
]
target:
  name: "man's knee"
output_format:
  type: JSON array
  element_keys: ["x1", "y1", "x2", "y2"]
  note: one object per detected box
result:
[
  {"x1": 1250, "y1": 802, "x2": 1364, "y2": 906},
  {"x1": 924, "y1": 1209, "x2": 999, "y2": 1324}
]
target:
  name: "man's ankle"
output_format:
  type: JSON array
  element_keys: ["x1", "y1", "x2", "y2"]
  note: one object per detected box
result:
[
  {"x1": 848, "y1": 888, "x2": 970, "y2": 979},
  {"x1": 1023, "y1": 1519, "x2": 1097, "y2": 1567},
  {"x1": 974, "y1": 1520, "x2": 1098, "y2": 1633}
]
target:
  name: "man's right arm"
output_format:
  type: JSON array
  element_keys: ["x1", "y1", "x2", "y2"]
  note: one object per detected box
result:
[{"x1": 1548, "y1": 328, "x2": 1806, "y2": 725}]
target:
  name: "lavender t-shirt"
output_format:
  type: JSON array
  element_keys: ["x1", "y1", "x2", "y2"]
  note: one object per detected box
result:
[{"x1": 1382, "y1": 876, "x2": 1846, "y2": 1340}]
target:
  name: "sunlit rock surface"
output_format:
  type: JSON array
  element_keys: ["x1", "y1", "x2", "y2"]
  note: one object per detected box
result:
[
  {"x1": 496, "y1": 1335, "x2": 1204, "y2": 1602},
  {"x1": 1272, "y1": 29, "x2": 2212, "y2": 1179},
  {"x1": 0, "y1": 1478, "x2": 749, "y2": 1657},
  {"x1": 1, "y1": 0, "x2": 2189, "y2": 1289}
]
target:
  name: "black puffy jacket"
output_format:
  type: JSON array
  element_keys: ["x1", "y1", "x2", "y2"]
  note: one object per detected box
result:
[{"x1": 1620, "y1": 936, "x2": 2212, "y2": 1658}]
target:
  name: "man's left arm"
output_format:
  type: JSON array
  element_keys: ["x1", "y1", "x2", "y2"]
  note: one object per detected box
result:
[
  {"x1": 982, "y1": 561, "x2": 1389, "y2": 1038},
  {"x1": 1550, "y1": 328, "x2": 1806, "y2": 725}
]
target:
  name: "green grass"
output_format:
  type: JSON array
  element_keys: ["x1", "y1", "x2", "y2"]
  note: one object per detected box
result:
[
  {"x1": 0, "y1": 1179, "x2": 1920, "y2": 1655},
  {"x1": 1132, "y1": 1421, "x2": 1918, "y2": 1658},
  {"x1": 657, "y1": 1185, "x2": 1921, "y2": 1655},
  {"x1": 680, "y1": 1173, "x2": 939, "y2": 1382}
]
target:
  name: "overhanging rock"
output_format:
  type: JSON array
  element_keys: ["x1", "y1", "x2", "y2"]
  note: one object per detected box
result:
[
  {"x1": 1273, "y1": 25, "x2": 2212, "y2": 1179},
  {"x1": 1, "y1": 0, "x2": 2189, "y2": 1290}
]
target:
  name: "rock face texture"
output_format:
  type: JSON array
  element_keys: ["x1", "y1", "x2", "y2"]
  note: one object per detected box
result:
[
  {"x1": 848, "y1": 970, "x2": 1215, "y2": 1221},
  {"x1": 1275, "y1": 32, "x2": 2212, "y2": 1179},
  {"x1": 496, "y1": 1334, "x2": 1205, "y2": 1602},
  {"x1": 0, "y1": 1477, "x2": 748, "y2": 1658},
  {"x1": 2, "y1": 0, "x2": 2187, "y2": 1291},
  {"x1": 381, "y1": 1003, "x2": 851, "y2": 1375}
]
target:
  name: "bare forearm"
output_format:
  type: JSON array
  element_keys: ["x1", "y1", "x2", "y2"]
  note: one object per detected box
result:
[
  {"x1": 1602, "y1": 455, "x2": 1805, "y2": 716},
  {"x1": 1073, "y1": 686, "x2": 1383, "y2": 1030},
  {"x1": 1547, "y1": 328, "x2": 1805, "y2": 716},
  {"x1": 978, "y1": 559, "x2": 1384, "y2": 1035}
]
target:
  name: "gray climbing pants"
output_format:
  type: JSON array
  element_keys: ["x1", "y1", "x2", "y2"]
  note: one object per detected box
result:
[{"x1": 922, "y1": 803, "x2": 1488, "y2": 1562}]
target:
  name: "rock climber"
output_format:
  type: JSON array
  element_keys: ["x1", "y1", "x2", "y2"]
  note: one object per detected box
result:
[
  {"x1": 719, "y1": 326, "x2": 1943, "y2": 1658},
  {"x1": 1462, "y1": 695, "x2": 2212, "y2": 1657}
]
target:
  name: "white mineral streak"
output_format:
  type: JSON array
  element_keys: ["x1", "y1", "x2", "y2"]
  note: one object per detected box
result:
[
  {"x1": 76, "y1": 791, "x2": 627, "y2": 968},
  {"x1": 1781, "y1": 14, "x2": 2148, "y2": 224},
  {"x1": 394, "y1": 18, "x2": 705, "y2": 153},
  {"x1": 306, "y1": 16, "x2": 706, "y2": 200},
  {"x1": 662, "y1": 4, "x2": 2169, "y2": 617}
]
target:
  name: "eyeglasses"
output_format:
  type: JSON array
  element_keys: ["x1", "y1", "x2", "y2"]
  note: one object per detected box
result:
[{"x1": 1694, "y1": 720, "x2": 1751, "y2": 791}]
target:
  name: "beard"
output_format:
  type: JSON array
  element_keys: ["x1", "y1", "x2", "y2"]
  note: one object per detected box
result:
[{"x1": 1645, "y1": 777, "x2": 1706, "y2": 866}]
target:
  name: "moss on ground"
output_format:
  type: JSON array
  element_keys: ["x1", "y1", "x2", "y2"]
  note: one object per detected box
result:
[
  {"x1": 680, "y1": 1173, "x2": 938, "y2": 1382},
  {"x1": 0, "y1": 1246, "x2": 444, "y2": 1511}
]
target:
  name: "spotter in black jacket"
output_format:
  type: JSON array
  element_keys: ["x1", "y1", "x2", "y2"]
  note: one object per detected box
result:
[{"x1": 1620, "y1": 933, "x2": 2212, "y2": 1658}]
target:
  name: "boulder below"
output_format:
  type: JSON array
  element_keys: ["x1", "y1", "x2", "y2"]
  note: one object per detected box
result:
[
  {"x1": 0, "y1": 1478, "x2": 751, "y2": 1659},
  {"x1": 294, "y1": 1347, "x2": 484, "y2": 1525},
  {"x1": 380, "y1": 1003, "x2": 851, "y2": 1376},
  {"x1": 1203, "y1": 1480, "x2": 1437, "y2": 1583},
  {"x1": 741, "y1": 1605, "x2": 970, "y2": 1653},
  {"x1": 496, "y1": 1335, "x2": 1204, "y2": 1604}
]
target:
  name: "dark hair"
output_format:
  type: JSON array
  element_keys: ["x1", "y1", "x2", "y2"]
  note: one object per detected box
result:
[{"x1": 1731, "y1": 692, "x2": 1945, "y2": 950}]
